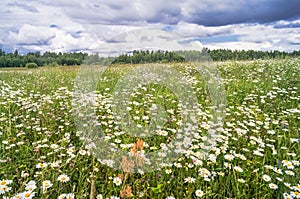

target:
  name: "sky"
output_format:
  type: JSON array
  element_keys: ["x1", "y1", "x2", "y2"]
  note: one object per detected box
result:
[{"x1": 0, "y1": 0, "x2": 300, "y2": 55}]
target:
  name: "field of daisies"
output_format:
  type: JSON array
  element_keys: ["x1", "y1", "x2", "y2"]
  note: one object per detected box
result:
[{"x1": 0, "y1": 59, "x2": 299, "y2": 199}]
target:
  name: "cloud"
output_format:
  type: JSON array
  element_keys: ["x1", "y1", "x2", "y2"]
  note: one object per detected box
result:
[
  {"x1": 172, "y1": 22, "x2": 233, "y2": 37},
  {"x1": 89, "y1": 28, "x2": 204, "y2": 56},
  {"x1": 0, "y1": 1, "x2": 299, "y2": 53},
  {"x1": 202, "y1": 23, "x2": 300, "y2": 51},
  {"x1": 7, "y1": 2, "x2": 39, "y2": 13},
  {"x1": 39, "y1": 0, "x2": 300, "y2": 26},
  {"x1": 7, "y1": 24, "x2": 55, "y2": 45},
  {"x1": 273, "y1": 19, "x2": 300, "y2": 29},
  {"x1": 181, "y1": 0, "x2": 300, "y2": 26},
  {"x1": 4, "y1": 24, "x2": 102, "y2": 53}
]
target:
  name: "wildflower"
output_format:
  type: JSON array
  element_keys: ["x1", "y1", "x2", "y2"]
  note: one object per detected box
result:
[
  {"x1": 57, "y1": 174, "x2": 70, "y2": 183},
  {"x1": 22, "y1": 191, "x2": 35, "y2": 199},
  {"x1": 224, "y1": 162, "x2": 231, "y2": 169},
  {"x1": 292, "y1": 160, "x2": 299, "y2": 166},
  {"x1": 269, "y1": 183, "x2": 278, "y2": 190},
  {"x1": 253, "y1": 168, "x2": 259, "y2": 173},
  {"x1": 195, "y1": 189, "x2": 204, "y2": 197},
  {"x1": 96, "y1": 194, "x2": 103, "y2": 199},
  {"x1": 273, "y1": 168, "x2": 283, "y2": 174},
  {"x1": 283, "y1": 193, "x2": 293, "y2": 199},
  {"x1": 79, "y1": 149, "x2": 87, "y2": 156},
  {"x1": 174, "y1": 162, "x2": 182, "y2": 168},
  {"x1": 282, "y1": 160, "x2": 295, "y2": 169},
  {"x1": 65, "y1": 193, "x2": 75, "y2": 199},
  {"x1": 120, "y1": 186, "x2": 132, "y2": 198},
  {"x1": 0, "y1": 180, "x2": 12, "y2": 186},
  {"x1": 113, "y1": 177, "x2": 122, "y2": 186},
  {"x1": 12, "y1": 193, "x2": 23, "y2": 199},
  {"x1": 293, "y1": 184, "x2": 300, "y2": 191},
  {"x1": 36, "y1": 163, "x2": 48, "y2": 168},
  {"x1": 158, "y1": 130, "x2": 168, "y2": 136},
  {"x1": 233, "y1": 166, "x2": 243, "y2": 172},
  {"x1": 42, "y1": 180, "x2": 53, "y2": 192},
  {"x1": 184, "y1": 177, "x2": 196, "y2": 183},
  {"x1": 285, "y1": 170, "x2": 295, "y2": 176},
  {"x1": 0, "y1": 185, "x2": 12, "y2": 194},
  {"x1": 291, "y1": 191, "x2": 300, "y2": 198},
  {"x1": 284, "y1": 182, "x2": 291, "y2": 188},
  {"x1": 21, "y1": 171, "x2": 30, "y2": 178},
  {"x1": 58, "y1": 194, "x2": 67, "y2": 199},
  {"x1": 217, "y1": 171, "x2": 225, "y2": 176},
  {"x1": 264, "y1": 165, "x2": 274, "y2": 170},
  {"x1": 262, "y1": 174, "x2": 271, "y2": 182},
  {"x1": 199, "y1": 168, "x2": 211, "y2": 178},
  {"x1": 224, "y1": 154, "x2": 235, "y2": 161},
  {"x1": 165, "y1": 169, "x2": 172, "y2": 174},
  {"x1": 25, "y1": 183, "x2": 37, "y2": 191},
  {"x1": 276, "y1": 177, "x2": 283, "y2": 182}
]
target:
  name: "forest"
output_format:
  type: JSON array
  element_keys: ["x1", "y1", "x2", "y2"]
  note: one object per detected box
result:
[
  {"x1": 0, "y1": 48, "x2": 300, "y2": 67},
  {"x1": 0, "y1": 49, "x2": 87, "y2": 67}
]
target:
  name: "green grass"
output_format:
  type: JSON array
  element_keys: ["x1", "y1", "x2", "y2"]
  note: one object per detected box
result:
[{"x1": 0, "y1": 59, "x2": 299, "y2": 199}]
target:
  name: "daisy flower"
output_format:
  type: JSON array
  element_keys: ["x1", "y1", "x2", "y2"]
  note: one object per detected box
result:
[
  {"x1": 42, "y1": 180, "x2": 53, "y2": 192},
  {"x1": 224, "y1": 154, "x2": 235, "y2": 161},
  {"x1": 0, "y1": 185, "x2": 12, "y2": 194},
  {"x1": 269, "y1": 183, "x2": 278, "y2": 190},
  {"x1": 195, "y1": 189, "x2": 204, "y2": 197},
  {"x1": 293, "y1": 185, "x2": 300, "y2": 191},
  {"x1": 25, "y1": 183, "x2": 37, "y2": 191},
  {"x1": 12, "y1": 193, "x2": 23, "y2": 199},
  {"x1": 262, "y1": 174, "x2": 271, "y2": 182},
  {"x1": 96, "y1": 194, "x2": 103, "y2": 199},
  {"x1": 58, "y1": 174, "x2": 70, "y2": 183},
  {"x1": 58, "y1": 193, "x2": 67, "y2": 199},
  {"x1": 291, "y1": 191, "x2": 300, "y2": 198},
  {"x1": 22, "y1": 191, "x2": 35, "y2": 199},
  {"x1": 158, "y1": 130, "x2": 168, "y2": 136},
  {"x1": 283, "y1": 193, "x2": 293, "y2": 199},
  {"x1": 113, "y1": 177, "x2": 122, "y2": 186},
  {"x1": 165, "y1": 169, "x2": 172, "y2": 174},
  {"x1": 36, "y1": 163, "x2": 48, "y2": 168},
  {"x1": 110, "y1": 196, "x2": 120, "y2": 199},
  {"x1": 233, "y1": 166, "x2": 243, "y2": 172},
  {"x1": 65, "y1": 193, "x2": 75, "y2": 199},
  {"x1": 0, "y1": 180, "x2": 12, "y2": 186},
  {"x1": 184, "y1": 177, "x2": 196, "y2": 183},
  {"x1": 285, "y1": 170, "x2": 295, "y2": 176}
]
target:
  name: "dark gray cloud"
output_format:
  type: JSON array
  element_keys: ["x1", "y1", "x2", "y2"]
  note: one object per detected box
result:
[
  {"x1": 183, "y1": 0, "x2": 300, "y2": 26},
  {"x1": 18, "y1": 0, "x2": 299, "y2": 26},
  {"x1": 49, "y1": 0, "x2": 300, "y2": 26},
  {"x1": 273, "y1": 21, "x2": 300, "y2": 29}
]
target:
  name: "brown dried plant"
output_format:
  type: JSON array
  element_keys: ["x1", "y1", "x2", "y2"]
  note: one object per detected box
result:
[
  {"x1": 121, "y1": 156, "x2": 135, "y2": 174},
  {"x1": 120, "y1": 185, "x2": 133, "y2": 198}
]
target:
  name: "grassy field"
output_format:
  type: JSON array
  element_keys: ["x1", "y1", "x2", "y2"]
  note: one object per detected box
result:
[{"x1": 0, "y1": 59, "x2": 299, "y2": 199}]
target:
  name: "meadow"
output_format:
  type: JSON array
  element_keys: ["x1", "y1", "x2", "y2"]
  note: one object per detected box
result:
[{"x1": 0, "y1": 59, "x2": 299, "y2": 199}]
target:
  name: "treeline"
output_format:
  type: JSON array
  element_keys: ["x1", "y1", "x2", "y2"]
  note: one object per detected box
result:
[
  {"x1": 109, "y1": 49, "x2": 300, "y2": 64},
  {"x1": 1, "y1": 48, "x2": 300, "y2": 67},
  {"x1": 111, "y1": 50, "x2": 185, "y2": 64},
  {"x1": 0, "y1": 49, "x2": 87, "y2": 67},
  {"x1": 207, "y1": 49, "x2": 300, "y2": 61}
]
